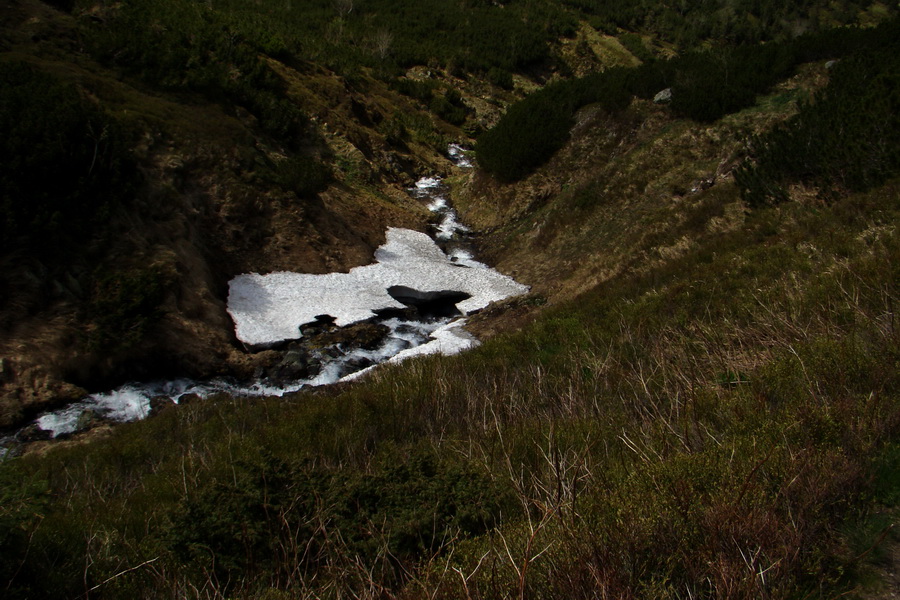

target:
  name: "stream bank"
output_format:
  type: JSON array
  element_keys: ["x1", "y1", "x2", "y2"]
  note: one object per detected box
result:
[{"x1": 2, "y1": 146, "x2": 528, "y2": 453}]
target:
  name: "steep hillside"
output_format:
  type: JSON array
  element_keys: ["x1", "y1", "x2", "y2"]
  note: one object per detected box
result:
[
  {"x1": 457, "y1": 62, "x2": 829, "y2": 321},
  {"x1": 1, "y1": 0, "x2": 890, "y2": 428},
  {"x1": 0, "y1": 0, "x2": 469, "y2": 428},
  {"x1": 1, "y1": 1, "x2": 899, "y2": 598}
]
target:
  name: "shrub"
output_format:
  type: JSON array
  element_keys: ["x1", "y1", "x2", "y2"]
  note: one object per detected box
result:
[
  {"x1": 668, "y1": 42, "x2": 796, "y2": 122},
  {"x1": 476, "y1": 68, "x2": 632, "y2": 181},
  {"x1": 389, "y1": 78, "x2": 437, "y2": 103},
  {"x1": 487, "y1": 67, "x2": 514, "y2": 90},
  {"x1": 430, "y1": 91, "x2": 467, "y2": 126},
  {"x1": 85, "y1": 267, "x2": 170, "y2": 351},
  {"x1": 736, "y1": 18, "x2": 900, "y2": 205},
  {"x1": 272, "y1": 155, "x2": 333, "y2": 198},
  {"x1": 476, "y1": 85, "x2": 575, "y2": 181},
  {"x1": 619, "y1": 32, "x2": 655, "y2": 62}
]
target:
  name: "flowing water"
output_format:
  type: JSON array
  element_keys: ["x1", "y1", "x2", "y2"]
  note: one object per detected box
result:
[{"x1": 2, "y1": 145, "x2": 516, "y2": 449}]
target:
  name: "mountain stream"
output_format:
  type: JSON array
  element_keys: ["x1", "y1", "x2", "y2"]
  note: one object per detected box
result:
[{"x1": 1, "y1": 145, "x2": 527, "y2": 451}]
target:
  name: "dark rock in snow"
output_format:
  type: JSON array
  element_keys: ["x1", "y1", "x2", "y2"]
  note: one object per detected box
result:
[
  {"x1": 387, "y1": 285, "x2": 470, "y2": 318},
  {"x1": 269, "y1": 349, "x2": 315, "y2": 382},
  {"x1": 299, "y1": 314, "x2": 338, "y2": 337}
]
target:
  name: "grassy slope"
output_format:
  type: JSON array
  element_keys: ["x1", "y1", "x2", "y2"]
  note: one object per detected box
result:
[
  {"x1": 3, "y1": 50, "x2": 899, "y2": 598},
  {"x1": 4, "y1": 0, "x2": 885, "y2": 427},
  {"x1": 456, "y1": 62, "x2": 830, "y2": 326}
]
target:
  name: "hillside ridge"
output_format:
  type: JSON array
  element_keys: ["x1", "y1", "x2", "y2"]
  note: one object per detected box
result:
[{"x1": 1, "y1": 1, "x2": 899, "y2": 597}]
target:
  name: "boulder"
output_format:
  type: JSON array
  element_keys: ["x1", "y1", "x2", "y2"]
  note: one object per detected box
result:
[
  {"x1": 16, "y1": 424, "x2": 53, "y2": 443},
  {"x1": 176, "y1": 393, "x2": 202, "y2": 406},
  {"x1": 387, "y1": 286, "x2": 470, "y2": 318},
  {"x1": 149, "y1": 396, "x2": 175, "y2": 417},
  {"x1": 307, "y1": 322, "x2": 391, "y2": 352},
  {"x1": 653, "y1": 88, "x2": 673, "y2": 104},
  {"x1": 273, "y1": 349, "x2": 315, "y2": 381},
  {"x1": 74, "y1": 409, "x2": 102, "y2": 433}
]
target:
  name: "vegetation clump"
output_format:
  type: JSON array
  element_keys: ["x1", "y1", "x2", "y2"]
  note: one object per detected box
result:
[
  {"x1": 736, "y1": 18, "x2": 900, "y2": 205},
  {"x1": 477, "y1": 19, "x2": 897, "y2": 182}
]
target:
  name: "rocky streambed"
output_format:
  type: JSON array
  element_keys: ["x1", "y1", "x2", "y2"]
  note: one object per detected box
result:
[{"x1": 1, "y1": 146, "x2": 528, "y2": 453}]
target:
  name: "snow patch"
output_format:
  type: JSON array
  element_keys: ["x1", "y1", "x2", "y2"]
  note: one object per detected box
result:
[{"x1": 227, "y1": 227, "x2": 528, "y2": 348}]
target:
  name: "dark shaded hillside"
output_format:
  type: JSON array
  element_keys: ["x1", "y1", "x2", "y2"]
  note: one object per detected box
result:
[{"x1": 0, "y1": 0, "x2": 461, "y2": 428}]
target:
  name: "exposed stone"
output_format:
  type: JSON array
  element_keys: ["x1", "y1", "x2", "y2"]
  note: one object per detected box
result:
[
  {"x1": 272, "y1": 349, "x2": 315, "y2": 381},
  {"x1": 387, "y1": 286, "x2": 470, "y2": 318},
  {"x1": 343, "y1": 356, "x2": 374, "y2": 372},
  {"x1": 16, "y1": 424, "x2": 53, "y2": 443},
  {"x1": 299, "y1": 314, "x2": 338, "y2": 337},
  {"x1": 149, "y1": 396, "x2": 175, "y2": 416},
  {"x1": 653, "y1": 88, "x2": 673, "y2": 104},
  {"x1": 176, "y1": 393, "x2": 202, "y2": 406},
  {"x1": 74, "y1": 409, "x2": 102, "y2": 433},
  {"x1": 307, "y1": 322, "x2": 391, "y2": 352}
]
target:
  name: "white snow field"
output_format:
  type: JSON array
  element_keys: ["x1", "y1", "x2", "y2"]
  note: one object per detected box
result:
[{"x1": 227, "y1": 227, "x2": 528, "y2": 348}]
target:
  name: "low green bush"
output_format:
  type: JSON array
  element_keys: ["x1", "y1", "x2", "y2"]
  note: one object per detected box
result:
[
  {"x1": 487, "y1": 67, "x2": 514, "y2": 90},
  {"x1": 272, "y1": 155, "x2": 333, "y2": 198},
  {"x1": 389, "y1": 78, "x2": 438, "y2": 103},
  {"x1": 429, "y1": 90, "x2": 468, "y2": 126},
  {"x1": 619, "y1": 32, "x2": 655, "y2": 62}
]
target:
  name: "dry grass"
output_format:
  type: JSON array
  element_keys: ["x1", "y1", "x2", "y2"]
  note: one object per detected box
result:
[{"x1": 4, "y1": 172, "x2": 897, "y2": 598}]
